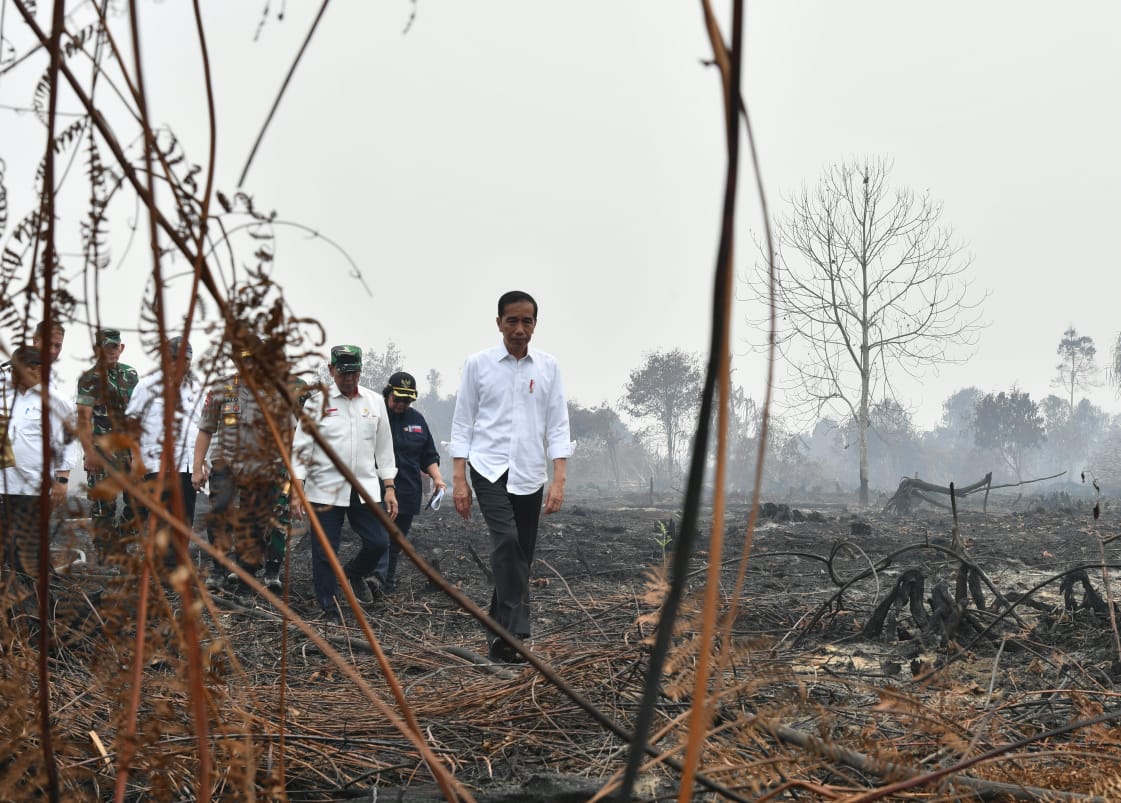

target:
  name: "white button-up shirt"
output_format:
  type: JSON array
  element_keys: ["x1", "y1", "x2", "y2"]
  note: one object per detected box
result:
[
  {"x1": 450, "y1": 344, "x2": 572, "y2": 495},
  {"x1": 0, "y1": 366, "x2": 77, "y2": 471},
  {"x1": 293, "y1": 383, "x2": 397, "y2": 507},
  {"x1": 1, "y1": 381, "x2": 72, "y2": 495},
  {"x1": 125, "y1": 371, "x2": 203, "y2": 474}
]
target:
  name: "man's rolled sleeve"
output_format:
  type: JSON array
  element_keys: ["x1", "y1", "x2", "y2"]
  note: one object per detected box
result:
[
  {"x1": 374, "y1": 405, "x2": 398, "y2": 482},
  {"x1": 544, "y1": 364, "x2": 572, "y2": 461},
  {"x1": 291, "y1": 418, "x2": 313, "y2": 481}
]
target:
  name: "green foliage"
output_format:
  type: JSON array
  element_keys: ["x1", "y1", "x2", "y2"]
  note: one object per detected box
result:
[
  {"x1": 653, "y1": 520, "x2": 672, "y2": 559},
  {"x1": 621, "y1": 349, "x2": 702, "y2": 485},
  {"x1": 1041, "y1": 394, "x2": 1107, "y2": 473},
  {"x1": 973, "y1": 389, "x2": 1044, "y2": 481}
]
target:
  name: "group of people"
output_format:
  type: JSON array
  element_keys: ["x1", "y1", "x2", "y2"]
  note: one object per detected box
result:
[{"x1": 1, "y1": 290, "x2": 571, "y2": 661}]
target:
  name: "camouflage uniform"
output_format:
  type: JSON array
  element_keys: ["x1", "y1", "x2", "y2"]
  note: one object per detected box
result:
[
  {"x1": 76, "y1": 360, "x2": 139, "y2": 560},
  {"x1": 263, "y1": 375, "x2": 313, "y2": 578}
]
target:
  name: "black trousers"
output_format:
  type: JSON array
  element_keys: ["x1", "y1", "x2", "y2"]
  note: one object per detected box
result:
[
  {"x1": 469, "y1": 467, "x2": 542, "y2": 642},
  {"x1": 136, "y1": 471, "x2": 197, "y2": 567},
  {"x1": 0, "y1": 494, "x2": 45, "y2": 576},
  {"x1": 205, "y1": 466, "x2": 277, "y2": 572}
]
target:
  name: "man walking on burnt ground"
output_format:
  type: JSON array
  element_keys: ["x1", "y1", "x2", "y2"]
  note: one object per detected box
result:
[
  {"x1": 292, "y1": 345, "x2": 398, "y2": 625},
  {"x1": 1, "y1": 346, "x2": 73, "y2": 579},
  {"x1": 1, "y1": 320, "x2": 79, "y2": 479},
  {"x1": 76, "y1": 328, "x2": 139, "y2": 563},
  {"x1": 125, "y1": 336, "x2": 202, "y2": 571},
  {"x1": 450, "y1": 290, "x2": 572, "y2": 663},
  {"x1": 192, "y1": 333, "x2": 293, "y2": 596}
]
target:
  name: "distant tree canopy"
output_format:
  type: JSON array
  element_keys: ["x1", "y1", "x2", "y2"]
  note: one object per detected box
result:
[
  {"x1": 568, "y1": 401, "x2": 642, "y2": 490},
  {"x1": 361, "y1": 342, "x2": 405, "y2": 392},
  {"x1": 1041, "y1": 394, "x2": 1107, "y2": 476},
  {"x1": 1054, "y1": 327, "x2": 1098, "y2": 413},
  {"x1": 940, "y1": 387, "x2": 983, "y2": 439},
  {"x1": 750, "y1": 157, "x2": 984, "y2": 504},
  {"x1": 974, "y1": 389, "x2": 1044, "y2": 482},
  {"x1": 621, "y1": 349, "x2": 702, "y2": 485}
]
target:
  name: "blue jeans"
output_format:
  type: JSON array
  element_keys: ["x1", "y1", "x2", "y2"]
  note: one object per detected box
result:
[{"x1": 309, "y1": 488, "x2": 389, "y2": 612}]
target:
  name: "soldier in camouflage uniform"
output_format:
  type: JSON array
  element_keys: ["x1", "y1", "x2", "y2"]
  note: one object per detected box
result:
[
  {"x1": 76, "y1": 328, "x2": 140, "y2": 562},
  {"x1": 192, "y1": 335, "x2": 301, "y2": 595}
]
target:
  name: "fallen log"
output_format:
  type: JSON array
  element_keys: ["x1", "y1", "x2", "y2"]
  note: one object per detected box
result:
[{"x1": 883, "y1": 472, "x2": 992, "y2": 515}]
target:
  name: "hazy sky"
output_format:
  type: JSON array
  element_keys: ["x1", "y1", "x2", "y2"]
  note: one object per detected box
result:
[{"x1": 3, "y1": 2, "x2": 1119, "y2": 430}]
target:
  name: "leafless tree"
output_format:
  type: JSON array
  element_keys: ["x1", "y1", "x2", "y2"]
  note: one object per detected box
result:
[{"x1": 748, "y1": 158, "x2": 984, "y2": 504}]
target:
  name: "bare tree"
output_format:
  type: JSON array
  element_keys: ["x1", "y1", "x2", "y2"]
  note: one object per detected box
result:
[
  {"x1": 1053, "y1": 326, "x2": 1098, "y2": 413},
  {"x1": 749, "y1": 158, "x2": 984, "y2": 504},
  {"x1": 1107, "y1": 332, "x2": 1121, "y2": 394}
]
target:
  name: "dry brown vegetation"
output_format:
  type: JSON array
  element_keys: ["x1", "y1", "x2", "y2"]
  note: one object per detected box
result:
[
  {"x1": 5, "y1": 3, "x2": 1121, "y2": 801},
  {"x1": 5, "y1": 493, "x2": 1121, "y2": 800}
]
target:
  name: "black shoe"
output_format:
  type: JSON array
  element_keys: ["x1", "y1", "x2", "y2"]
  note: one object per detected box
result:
[
  {"x1": 317, "y1": 609, "x2": 343, "y2": 627},
  {"x1": 263, "y1": 571, "x2": 283, "y2": 593},
  {"x1": 488, "y1": 639, "x2": 527, "y2": 664},
  {"x1": 365, "y1": 575, "x2": 385, "y2": 602},
  {"x1": 230, "y1": 578, "x2": 257, "y2": 600},
  {"x1": 347, "y1": 574, "x2": 373, "y2": 604}
]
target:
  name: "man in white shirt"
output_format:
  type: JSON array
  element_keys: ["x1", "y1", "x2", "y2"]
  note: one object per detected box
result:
[
  {"x1": 0, "y1": 320, "x2": 79, "y2": 474},
  {"x1": 125, "y1": 336, "x2": 202, "y2": 568},
  {"x1": 0, "y1": 346, "x2": 72, "y2": 576},
  {"x1": 292, "y1": 345, "x2": 398, "y2": 623},
  {"x1": 450, "y1": 290, "x2": 572, "y2": 663}
]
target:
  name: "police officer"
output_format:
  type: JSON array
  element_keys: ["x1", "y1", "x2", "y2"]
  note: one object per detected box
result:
[{"x1": 192, "y1": 334, "x2": 295, "y2": 594}]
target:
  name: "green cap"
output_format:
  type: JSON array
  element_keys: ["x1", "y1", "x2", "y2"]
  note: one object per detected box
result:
[
  {"x1": 330, "y1": 345, "x2": 362, "y2": 374},
  {"x1": 100, "y1": 328, "x2": 122, "y2": 346}
]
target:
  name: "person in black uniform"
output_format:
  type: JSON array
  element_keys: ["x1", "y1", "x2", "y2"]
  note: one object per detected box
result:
[{"x1": 378, "y1": 371, "x2": 446, "y2": 593}]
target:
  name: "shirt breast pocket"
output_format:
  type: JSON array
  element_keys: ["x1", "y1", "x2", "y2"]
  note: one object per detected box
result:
[{"x1": 360, "y1": 410, "x2": 380, "y2": 441}]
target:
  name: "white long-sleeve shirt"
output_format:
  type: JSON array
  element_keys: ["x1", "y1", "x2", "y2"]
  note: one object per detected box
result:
[
  {"x1": 0, "y1": 366, "x2": 77, "y2": 471},
  {"x1": 124, "y1": 371, "x2": 203, "y2": 474},
  {"x1": 1, "y1": 381, "x2": 72, "y2": 495},
  {"x1": 449, "y1": 344, "x2": 572, "y2": 495},
  {"x1": 292, "y1": 383, "x2": 397, "y2": 507}
]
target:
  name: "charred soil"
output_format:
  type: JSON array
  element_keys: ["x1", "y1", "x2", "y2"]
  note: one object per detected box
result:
[{"x1": 4, "y1": 489, "x2": 1121, "y2": 801}]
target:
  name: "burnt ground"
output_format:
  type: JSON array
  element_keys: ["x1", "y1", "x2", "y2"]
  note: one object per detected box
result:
[{"x1": 6, "y1": 488, "x2": 1121, "y2": 800}]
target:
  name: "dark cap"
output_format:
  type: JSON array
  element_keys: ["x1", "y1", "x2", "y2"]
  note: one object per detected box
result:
[
  {"x1": 167, "y1": 336, "x2": 193, "y2": 358},
  {"x1": 330, "y1": 345, "x2": 363, "y2": 374},
  {"x1": 388, "y1": 371, "x2": 418, "y2": 400},
  {"x1": 100, "y1": 328, "x2": 122, "y2": 346},
  {"x1": 11, "y1": 345, "x2": 42, "y2": 366}
]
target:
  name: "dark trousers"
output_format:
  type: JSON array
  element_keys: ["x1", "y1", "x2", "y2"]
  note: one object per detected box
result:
[
  {"x1": 136, "y1": 471, "x2": 197, "y2": 567},
  {"x1": 206, "y1": 467, "x2": 277, "y2": 573},
  {"x1": 470, "y1": 468, "x2": 542, "y2": 641},
  {"x1": 0, "y1": 494, "x2": 45, "y2": 576},
  {"x1": 87, "y1": 454, "x2": 137, "y2": 560},
  {"x1": 379, "y1": 513, "x2": 414, "y2": 591},
  {"x1": 310, "y1": 488, "x2": 389, "y2": 612}
]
